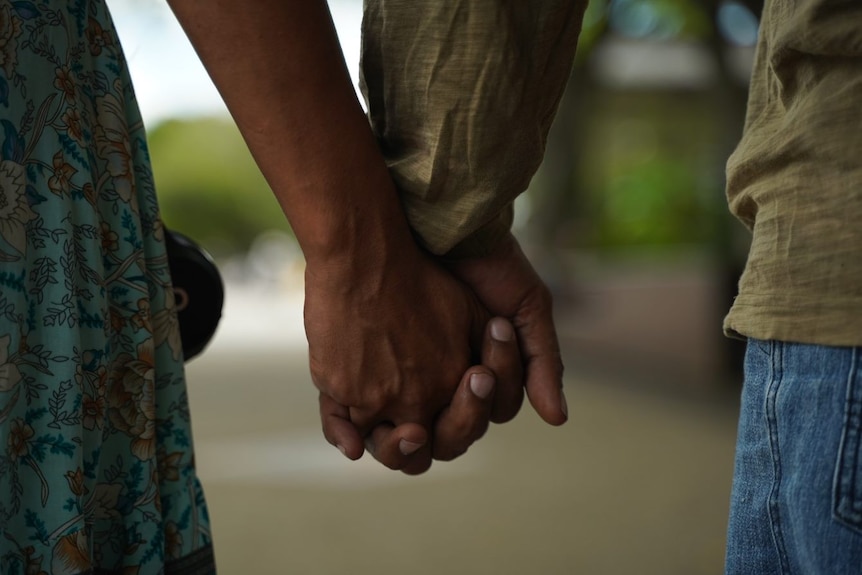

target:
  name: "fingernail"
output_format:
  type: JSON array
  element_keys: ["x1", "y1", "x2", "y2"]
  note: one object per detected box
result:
[
  {"x1": 337, "y1": 444, "x2": 347, "y2": 457},
  {"x1": 470, "y1": 373, "x2": 495, "y2": 399},
  {"x1": 490, "y1": 318, "x2": 514, "y2": 342},
  {"x1": 560, "y1": 390, "x2": 569, "y2": 419},
  {"x1": 399, "y1": 439, "x2": 423, "y2": 455}
]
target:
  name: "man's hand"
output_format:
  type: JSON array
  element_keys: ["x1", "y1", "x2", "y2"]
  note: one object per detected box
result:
[{"x1": 447, "y1": 233, "x2": 568, "y2": 426}]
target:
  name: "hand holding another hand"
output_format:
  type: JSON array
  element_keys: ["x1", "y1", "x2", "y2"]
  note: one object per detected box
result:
[
  {"x1": 168, "y1": 0, "x2": 567, "y2": 477},
  {"x1": 305, "y1": 230, "x2": 566, "y2": 475},
  {"x1": 305, "y1": 241, "x2": 525, "y2": 474}
]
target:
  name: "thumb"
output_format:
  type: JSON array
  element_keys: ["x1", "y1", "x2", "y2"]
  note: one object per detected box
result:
[{"x1": 482, "y1": 317, "x2": 524, "y2": 423}]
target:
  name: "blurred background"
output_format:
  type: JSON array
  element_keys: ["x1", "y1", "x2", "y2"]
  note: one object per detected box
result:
[{"x1": 113, "y1": 0, "x2": 762, "y2": 572}]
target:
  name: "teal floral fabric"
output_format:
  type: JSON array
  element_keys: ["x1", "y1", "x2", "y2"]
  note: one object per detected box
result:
[{"x1": 0, "y1": 1, "x2": 214, "y2": 574}]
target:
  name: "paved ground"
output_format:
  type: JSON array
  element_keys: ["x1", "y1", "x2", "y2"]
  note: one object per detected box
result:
[{"x1": 184, "y1": 284, "x2": 740, "y2": 574}]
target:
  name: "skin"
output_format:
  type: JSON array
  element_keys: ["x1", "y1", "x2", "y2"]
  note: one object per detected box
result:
[
  {"x1": 447, "y1": 234, "x2": 568, "y2": 426},
  {"x1": 166, "y1": 0, "x2": 566, "y2": 473}
]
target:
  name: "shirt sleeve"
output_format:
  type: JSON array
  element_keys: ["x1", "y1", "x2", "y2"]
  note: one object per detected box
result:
[{"x1": 359, "y1": 0, "x2": 588, "y2": 257}]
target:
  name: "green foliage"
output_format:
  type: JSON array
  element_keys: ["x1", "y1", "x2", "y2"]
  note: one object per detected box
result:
[
  {"x1": 596, "y1": 157, "x2": 720, "y2": 247},
  {"x1": 607, "y1": 0, "x2": 711, "y2": 41},
  {"x1": 577, "y1": 0, "x2": 713, "y2": 63},
  {"x1": 577, "y1": 0, "x2": 611, "y2": 60},
  {"x1": 147, "y1": 117, "x2": 291, "y2": 256},
  {"x1": 576, "y1": 91, "x2": 731, "y2": 250}
]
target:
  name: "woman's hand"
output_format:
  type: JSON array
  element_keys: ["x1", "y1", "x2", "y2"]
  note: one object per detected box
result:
[{"x1": 317, "y1": 313, "x2": 524, "y2": 473}]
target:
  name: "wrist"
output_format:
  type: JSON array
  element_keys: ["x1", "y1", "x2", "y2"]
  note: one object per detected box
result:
[
  {"x1": 440, "y1": 205, "x2": 515, "y2": 260},
  {"x1": 301, "y1": 204, "x2": 420, "y2": 298}
]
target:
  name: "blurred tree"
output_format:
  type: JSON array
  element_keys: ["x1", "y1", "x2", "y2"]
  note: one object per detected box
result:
[
  {"x1": 147, "y1": 118, "x2": 292, "y2": 257},
  {"x1": 529, "y1": 0, "x2": 761, "y2": 256},
  {"x1": 526, "y1": 0, "x2": 763, "y2": 379}
]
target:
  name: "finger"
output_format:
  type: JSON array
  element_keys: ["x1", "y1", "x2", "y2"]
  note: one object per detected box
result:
[
  {"x1": 432, "y1": 367, "x2": 496, "y2": 461},
  {"x1": 484, "y1": 317, "x2": 524, "y2": 423},
  {"x1": 516, "y1": 286, "x2": 568, "y2": 426},
  {"x1": 365, "y1": 421, "x2": 432, "y2": 474},
  {"x1": 465, "y1": 291, "x2": 492, "y2": 364},
  {"x1": 319, "y1": 392, "x2": 364, "y2": 460}
]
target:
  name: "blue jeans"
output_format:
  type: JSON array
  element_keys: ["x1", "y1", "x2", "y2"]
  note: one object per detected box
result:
[{"x1": 726, "y1": 340, "x2": 862, "y2": 574}]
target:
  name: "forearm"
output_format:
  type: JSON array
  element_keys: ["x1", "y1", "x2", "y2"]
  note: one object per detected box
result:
[
  {"x1": 360, "y1": 0, "x2": 588, "y2": 257},
  {"x1": 167, "y1": 0, "x2": 411, "y2": 272}
]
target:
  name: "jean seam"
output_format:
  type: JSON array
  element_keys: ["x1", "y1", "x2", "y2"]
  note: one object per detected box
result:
[
  {"x1": 766, "y1": 340, "x2": 791, "y2": 575},
  {"x1": 833, "y1": 347, "x2": 862, "y2": 532},
  {"x1": 753, "y1": 338, "x2": 771, "y2": 356}
]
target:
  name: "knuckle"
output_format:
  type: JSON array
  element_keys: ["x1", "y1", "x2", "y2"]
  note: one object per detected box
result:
[
  {"x1": 381, "y1": 457, "x2": 405, "y2": 471},
  {"x1": 491, "y1": 395, "x2": 524, "y2": 424},
  {"x1": 552, "y1": 353, "x2": 565, "y2": 378},
  {"x1": 319, "y1": 425, "x2": 336, "y2": 446},
  {"x1": 526, "y1": 284, "x2": 555, "y2": 316},
  {"x1": 537, "y1": 282, "x2": 554, "y2": 304},
  {"x1": 314, "y1": 376, "x2": 391, "y2": 415},
  {"x1": 444, "y1": 416, "x2": 474, "y2": 441},
  {"x1": 435, "y1": 445, "x2": 467, "y2": 462},
  {"x1": 402, "y1": 457, "x2": 433, "y2": 475},
  {"x1": 312, "y1": 372, "x2": 349, "y2": 404},
  {"x1": 367, "y1": 438, "x2": 405, "y2": 471},
  {"x1": 349, "y1": 410, "x2": 375, "y2": 432}
]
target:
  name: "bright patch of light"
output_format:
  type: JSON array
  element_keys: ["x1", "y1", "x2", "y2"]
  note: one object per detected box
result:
[
  {"x1": 107, "y1": 0, "x2": 364, "y2": 127},
  {"x1": 718, "y1": 1, "x2": 759, "y2": 47},
  {"x1": 610, "y1": 0, "x2": 661, "y2": 39}
]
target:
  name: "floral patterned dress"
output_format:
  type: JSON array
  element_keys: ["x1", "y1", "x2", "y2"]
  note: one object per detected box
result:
[{"x1": 0, "y1": 1, "x2": 215, "y2": 574}]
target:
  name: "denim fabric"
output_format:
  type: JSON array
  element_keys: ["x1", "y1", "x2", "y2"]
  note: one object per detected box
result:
[{"x1": 726, "y1": 340, "x2": 862, "y2": 574}]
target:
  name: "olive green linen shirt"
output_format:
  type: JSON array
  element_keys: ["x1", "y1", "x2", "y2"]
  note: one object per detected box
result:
[
  {"x1": 359, "y1": 0, "x2": 588, "y2": 257},
  {"x1": 360, "y1": 0, "x2": 862, "y2": 346},
  {"x1": 724, "y1": 0, "x2": 862, "y2": 346}
]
